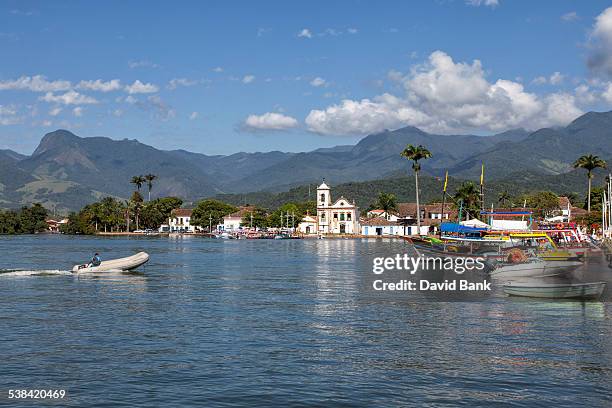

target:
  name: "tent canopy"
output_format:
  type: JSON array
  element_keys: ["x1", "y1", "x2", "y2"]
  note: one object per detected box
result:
[{"x1": 460, "y1": 218, "x2": 490, "y2": 228}]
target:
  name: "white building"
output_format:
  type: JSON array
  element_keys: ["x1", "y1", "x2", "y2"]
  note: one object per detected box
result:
[
  {"x1": 219, "y1": 206, "x2": 256, "y2": 231},
  {"x1": 297, "y1": 214, "x2": 318, "y2": 235},
  {"x1": 361, "y1": 218, "x2": 402, "y2": 236},
  {"x1": 165, "y1": 208, "x2": 201, "y2": 233},
  {"x1": 316, "y1": 181, "x2": 360, "y2": 234}
]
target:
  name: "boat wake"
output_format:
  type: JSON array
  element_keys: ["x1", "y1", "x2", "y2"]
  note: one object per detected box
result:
[{"x1": 0, "y1": 269, "x2": 72, "y2": 277}]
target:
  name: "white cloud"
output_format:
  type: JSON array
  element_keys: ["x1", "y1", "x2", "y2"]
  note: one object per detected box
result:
[
  {"x1": 347, "y1": 28, "x2": 358, "y2": 34},
  {"x1": 242, "y1": 75, "x2": 255, "y2": 84},
  {"x1": 39, "y1": 91, "x2": 98, "y2": 105},
  {"x1": 297, "y1": 28, "x2": 312, "y2": 38},
  {"x1": 144, "y1": 95, "x2": 175, "y2": 120},
  {"x1": 0, "y1": 75, "x2": 71, "y2": 92},
  {"x1": 549, "y1": 72, "x2": 564, "y2": 85},
  {"x1": 532, "y1": 76, "x2": 548, "y2": 85},
  {"x1": 323, "y1": 28, "x2": 341, "y2": 36},
  {"x1": 212, "y1": 66, "x2": 224, "y2": 73},
  {"x1": 124, "y1": 80, "x2": 159, "y2": 94},
  {"x1": 77, "y1": 79, "x2": 122, "y2": 92},
  {"x1": 575, "y1": 84, "x2": 597, "y2": 105},
  {"x1": 543, "y1": 93, "x2": 582, "y2": 125},
  {"x1": 189, "y1": 111, "x2": 199, "y2": 120},
  {"x1": 72, "y1": 107, "x2": 83, "y2": 117},
  {"x1": 243, "y1": 112, "x2": 299, "y2": 131},
  {"x1": 128, "y1": 60, "x2": 159, "y2": 69},
  {"x1": 466, "y1": 0, "x2": 499, "y2": 7},
  {"x1": 167, "y1": 78, "x2": 201, "y2": 90},
  {"x1": 602, "y1": 83, "x2": 612, "y2": 103},
  {"x1": 305, "y1": 51, "x2": 583, "y2": 136},
  {"x1": 113, "y1": 109, "x2": 124, "y2": 117},
  {"x1": 561, "y1": 11, "x2": 579, "y2": 22},
  {"x1": 587, "y1": 7, "x2": 612, "y2": 78},
  {"x1": 0, "y1": 104, "x2": 21, "y2": 125},
  {"x1": 122, "y1": 95, "x2": 138, "y2": 104},
  {"x1": 49, "y1": 107, "x2": 62, "y2": 116},
  {"x1": 310, "y1": 77, "x2": 327, "y2": 87},
  {"x1": 257, "y1": 27, "x2": 271, "y2": 37}
]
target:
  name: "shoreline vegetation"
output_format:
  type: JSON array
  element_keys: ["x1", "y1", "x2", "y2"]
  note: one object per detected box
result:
[{"x1": 0, "y1": 150, "x2": 607, "y2": 236}]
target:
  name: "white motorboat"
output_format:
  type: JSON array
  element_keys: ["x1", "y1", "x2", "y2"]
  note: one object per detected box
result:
[
  {"x1": 72, "y1": 252, "x2": 149, "y2": 273},
  {"x1": 490, "y1": 258, "x2": 582, "y2": 279},
  {"x1": 503, "y1": 281, "x2": 607, "y2": 299}
]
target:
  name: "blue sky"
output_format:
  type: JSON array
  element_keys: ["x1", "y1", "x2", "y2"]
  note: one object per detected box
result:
[{"x1": 1, "y1": 0, "x2": 612, "y2": 155}]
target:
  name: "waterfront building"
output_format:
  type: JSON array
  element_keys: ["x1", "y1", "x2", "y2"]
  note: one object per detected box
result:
[
  {"x1": 396, "y1": 203, "x2": 456, "y2": 235},
  {"x1": 360, "y1": 217, "x2": 402, "y2": 236},
  {"x1": 297, "y1": 214, "x2": 318, "y2": 235},
  {"x1": 45, "y1": 218, "x2": 69, "y2": 233},
  {"x1": 220, "y1": 206, "x2": 256, "y2": 231},
  {"x1": 165, "y1": 208, "x2": 201, "y2": 233},
  {"x1": 316, "y1": 181, "x2": 360, "y2": 234}
]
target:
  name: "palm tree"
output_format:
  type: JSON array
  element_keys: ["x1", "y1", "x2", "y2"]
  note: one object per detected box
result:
[
  {"x1": 144, "y1": 174, "x2": 157, "y2": 201},
  {"x1": 131, "y1": 175, "x2": 145, "y2": 192},
  {"x1": 374, "y1": 192, "x2": 398, "y2": 220},
  {"x1": 400, "y1": 144, "x2": 432, "y2": 233},
  {"x1": 498, "y1": 190, "x2": 511, "y2": 207},
  {"x1": 573, "y1": 154, "x2": 607, "y2": 212},
  {"x1": 130, "y1": 191, "x2": 144, "y2": 230},
  {"x1": 454, "y1": 181, "x2": 481, "y2": 220}
]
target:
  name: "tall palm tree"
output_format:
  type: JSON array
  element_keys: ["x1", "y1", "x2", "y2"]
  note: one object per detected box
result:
[
  {"x1": 498, "y1": 190, "x2": 511, "y2": 207},
  {"x1": 374, "y1": 192, "x2": 398, "y2": 220},
  {"x1": 573, "y1": 154, "x2": 607, "y2": 212},
  {"x1": 131, "y1": 175, "x2": 145, "y2": 192},
  {"x1": 144, "y1": 174, "x2": 157, "y2": 201},
  {"x1": 400, "y1": 144, "x2": 432, "y2": 233}
]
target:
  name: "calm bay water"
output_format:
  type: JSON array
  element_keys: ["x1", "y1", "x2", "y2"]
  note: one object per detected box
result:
[{"x1": 0, "y1": 235, "x2": 611, "y2": 407}]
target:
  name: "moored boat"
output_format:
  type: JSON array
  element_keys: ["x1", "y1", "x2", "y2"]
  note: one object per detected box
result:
[
  {"x1": 490, "y1": 258, "x2": 583, "y2": 279},
  {"x1": 503, "y1": 281, "x2": 606, "y2": 299}
]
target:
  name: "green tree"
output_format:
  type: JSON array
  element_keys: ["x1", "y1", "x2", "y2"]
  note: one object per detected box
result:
[
  {"x1": 498, "y1": 190, "x2": 511, "y2": 207},
  {"x1": 453, "y1": 181, "x2": 481, "y2": 220},
  {"x1": 242, "y1": 207, "x2": 268, "y2": 229},
  {"x1": 0, "y1": 210, "x2": 19, "y2": 234},
  {"x1": 268, "y1": 203, "x2": 301, "y2": 227},
  {"x1": 130, "y1": 192, "x2": 144, "y2": 230},
  {"x1": 131, "y1": 175, "x2": 145, "y2": 192},
  {"x1": 18, "y1": 203, "x2": 48, "y2": 233},
  {"x1": 526, "y1": 191, "x2": 560, "y2": 219},
  {"x1": 60, "y1": 211, "x2": 95, "y2": 235},
  {"x1": 400, "y1": 144, "x2": 432, "y2": 232},
  {"x1": 144, "y1": 174, "x2": 157, "y2": 201},
  {"x1": 585, "y1": 187, "x2": 604, "y2": 212},
  {"x1": 573, "y1": 154, "x2": 607, "y2": 212},
  {"x1": 140, "y1": 197, "x2": 183, "y2": 229},
  {"x1": 372, "y1": 192, "x2": 398, "y2": 219},
  {"x1": 191, "y1": 199, "x2": 237, "y2": 231},
  {"x1": 97, "y1": 197, "x2": 125, "y2": 232}
]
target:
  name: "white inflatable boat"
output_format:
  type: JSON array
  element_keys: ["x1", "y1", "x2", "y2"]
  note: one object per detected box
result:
[{"x1": 72, "y1": 252, "x2": 149, "y2": 273}]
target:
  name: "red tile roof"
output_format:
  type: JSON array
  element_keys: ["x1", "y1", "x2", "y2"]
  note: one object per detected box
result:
[
  {"x1": 360, "y1": 217, "x2": 398, "y2": 226},
  {"x1": 172, "y1": 208, "x2": 193, "y2": 217},
  {"x1": 227, "y1": 206, "x2": 257, "y2": 218},
  {"x1": 397, "y1": 202, "x2": 457, "y2": 218}
]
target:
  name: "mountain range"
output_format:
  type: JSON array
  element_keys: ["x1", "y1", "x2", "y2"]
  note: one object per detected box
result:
[{"x1": 1, "y1": 110, "x2": 611, "y2": 212}]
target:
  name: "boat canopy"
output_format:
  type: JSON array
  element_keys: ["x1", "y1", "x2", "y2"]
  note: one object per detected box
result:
[{"x1": 440, "y1": 222, "x2": 488, "y2": 234}]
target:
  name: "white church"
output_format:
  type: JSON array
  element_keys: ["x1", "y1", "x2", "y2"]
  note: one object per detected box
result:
[{"x1": 316, "y1": 180, "x2": 360, "y2": 234}]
